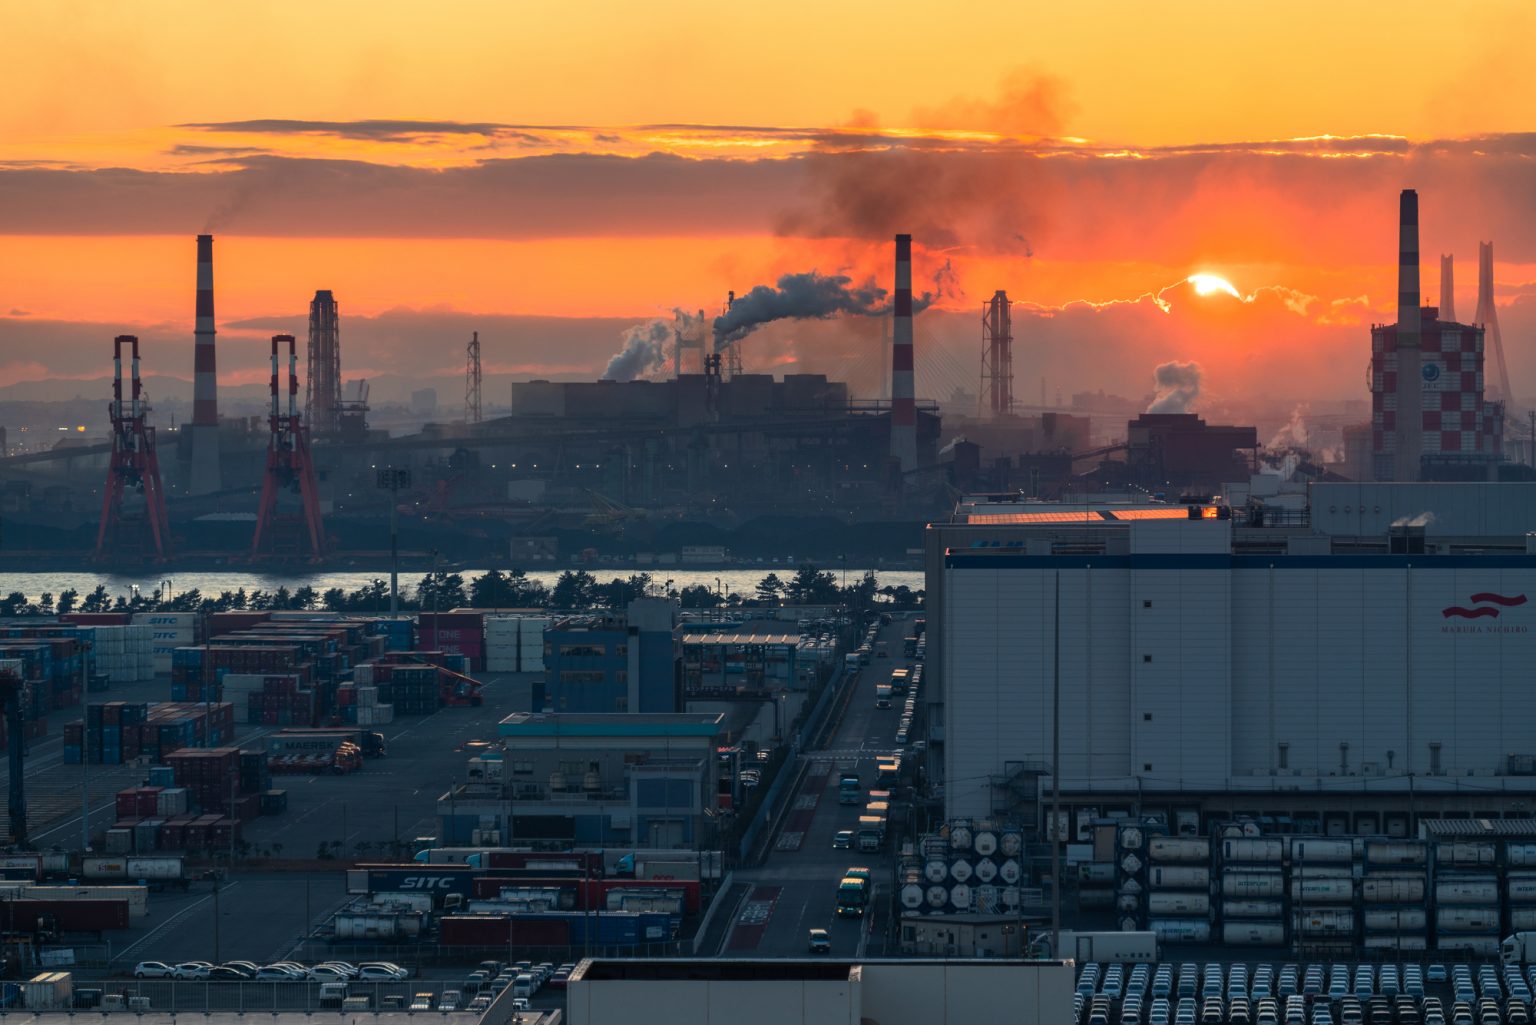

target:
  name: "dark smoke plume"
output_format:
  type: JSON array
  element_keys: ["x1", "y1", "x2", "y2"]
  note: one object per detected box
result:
[
  {"x1": 1146, "y1": 360, "x2": 1203, "y2": 413},
  {"x1": 601, "y1": 308, "x2": 707, "y2": 381}
]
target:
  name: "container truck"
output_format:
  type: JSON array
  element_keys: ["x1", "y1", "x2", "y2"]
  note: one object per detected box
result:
[
  {"x1": 856, "y1": 815, "x2": 886, "y2": 853},
  {"x1": 838, "y1": 773, "x2": 862, "y2": 806},
  {"x1": 1503, "y1": 932, "x2": 1536, "y2": 965},
  {"x1": 80, "y1": 856, "x2": 188, "y2": 890},
  {"x1": 270, "y1": 727, "x2": 387, "y2": 758},
  {"x1": 874, "y1": 684, "x2": 892, "y2": 709},
  {"x1": 267, "y1": 739, "x2": 363, "y2": 775},
  {"x1": 1030, "y1": 930, "x2": 1158, "y2": 962}
]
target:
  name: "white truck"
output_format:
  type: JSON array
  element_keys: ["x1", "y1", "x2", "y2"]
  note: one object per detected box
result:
[
  {"x1": 1503, "y1": 932, "x2": 1536, "y2": 964},
  {"x1": 1032, "y1": 930, "x2": 1158, "y2": 963}
]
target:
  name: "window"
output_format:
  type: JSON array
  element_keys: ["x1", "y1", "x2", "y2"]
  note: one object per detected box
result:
[
  {"x1": 615, "y1": 672, "x2": 627, "y2": 684},
  {"x1": 1143, "y1": 712, "x2": 1153, "y2": 722},
  {"x1": 1142, "y1": 763, "x2": 1153, "y2": 772},
  {"x1": 615, "y1": 697, "x2": 628, "y2": 712},
  {"x1": 512, "y1": 759, "x2": 535, "y2": 776},
  {"x1": 1429, "y1": 742, "x2": 1442, "y2": 774},
  {"x1": 1277, "y1": 743, "x2": 1289, "y2": 770},
  {"x1": 559, "y1": 643, "x2": 605, "y2": 658},
  {"x1": 615, "y1": 645, "x2": 628, "y2": 657},
  {"x1": 559, "y1": 671, "x2": 607, "y2": 685},
  {"x1": 1142, "y1": 654, "x2": 1153, "y2": 663},
  {"x1": 1143, "y1": 600, "x2": 1152, "y2": 608}
]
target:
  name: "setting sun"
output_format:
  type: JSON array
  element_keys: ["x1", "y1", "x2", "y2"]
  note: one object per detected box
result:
[{"x1": 1187, "y1": 273, "x2": 1241, "y2": 299}]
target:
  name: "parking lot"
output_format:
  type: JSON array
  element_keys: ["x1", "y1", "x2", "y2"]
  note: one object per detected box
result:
[{"x1": 1075, "y1": 959, "x2": 1535, "y2": 1025}]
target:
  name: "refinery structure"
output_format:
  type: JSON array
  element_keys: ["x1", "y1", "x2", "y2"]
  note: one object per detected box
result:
[{"x1": 0, "y1": 191, "x2": 1527, "y2": 567}]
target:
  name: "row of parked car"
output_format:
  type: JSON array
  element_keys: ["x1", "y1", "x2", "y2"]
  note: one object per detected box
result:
[
  {"x1": 131, "y1": 960, "x2": 412, "y2": 982},
  {"x1": 419, "y1": 960, "x2": 576, "y2": 1016}
]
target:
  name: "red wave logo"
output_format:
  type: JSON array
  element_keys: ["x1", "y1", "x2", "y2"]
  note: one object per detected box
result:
[
  {"x1": 1470, "y1": 593, "x2": 1527, "y2": 607},
  {"x1": 1443, "y1": 607, "x2": 1502, "y2": 620},
  {"x1": 1443, "y1": 593, "x2": 1528, "y2": 619}
]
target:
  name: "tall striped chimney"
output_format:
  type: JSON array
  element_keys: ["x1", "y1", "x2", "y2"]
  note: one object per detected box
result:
[
  {"x1": 891, "y1": 233, "x2": 917, "y2": 471},
  {"x1": 1395, "y1": 191, "x2": 1422, "y2": 482},
  {"x1": 1439, "y1": 253, "x2": 1456, "y2": 323},
  {"x1": 188, "y1": 233, "x2": 222, "y2": 494}
]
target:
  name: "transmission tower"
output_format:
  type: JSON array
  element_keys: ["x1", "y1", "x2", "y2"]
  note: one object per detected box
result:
[
  {"x1": 466, "y1": 331, "x2": 482, "y2": 423},
  {"x1": 980, "y1": 290, "x2": 1014, "y2": 417},
  {"x1": 306, "y1": 290, "x2": 341, "y2": 433},
  {"x1": 95, "y1": 335, "x2": 171, "y2": 562}
]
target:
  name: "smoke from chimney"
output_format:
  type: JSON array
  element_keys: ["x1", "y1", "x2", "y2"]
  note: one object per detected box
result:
[
  {"x1": 602, "y1": 309, "x2": 708, "y2": 382},
  {"x1": 1146, "y1": 360, "x2": 1202, "y2": 414}
]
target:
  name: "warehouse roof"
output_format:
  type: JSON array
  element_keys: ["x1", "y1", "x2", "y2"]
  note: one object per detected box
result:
[
  {"x1": 1419, "y1": 818, "x2": 1536, "y2": 838},
  {"x1": 680, "y1": 631, "x2": 802, "y2": 646},
  {"x1": 499, "y1": 711, "x2": 724, "y2": 737}
]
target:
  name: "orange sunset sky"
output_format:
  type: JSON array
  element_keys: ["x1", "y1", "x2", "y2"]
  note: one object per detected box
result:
[{"x1": 3, "y1": 0, "x2": 1534, "y2": 407}]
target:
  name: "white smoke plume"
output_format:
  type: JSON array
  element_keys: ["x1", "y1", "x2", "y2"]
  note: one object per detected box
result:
[
  {"x1": 1146, "y1": 360, "x2": 1203, "y2": 413},
  {"x1": 601, "y1": 319, "x2": 672, "y2": 382},
  {"x1": 713, "y1": 262, "x2": 956, "y2": 350},
  {"x1": 1267, "y1": 404, "x2": 1311, "y2": 450}
]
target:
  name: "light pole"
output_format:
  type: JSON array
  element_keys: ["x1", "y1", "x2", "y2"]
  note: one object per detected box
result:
[{"x1": 377, "y1": 467, "x2": 411, "y2": 615}]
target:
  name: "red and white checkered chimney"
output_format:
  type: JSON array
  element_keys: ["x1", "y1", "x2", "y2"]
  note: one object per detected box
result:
[{"x1": 891, "y1": 233, "x2": 917, "y2": 471}]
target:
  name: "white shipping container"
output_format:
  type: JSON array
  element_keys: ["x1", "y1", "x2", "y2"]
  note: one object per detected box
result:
[
  {"x1": 1222, "y1": 873, "x2": 1284, "y2": 898},
  {"x1": 1221, "y1": 838, "x2": 1282, "y2": 864},
  {"x1": 1291, "y1": 839, "x2": 1353, "y2": 864},
  {"x1": 1510, "y1": 907, "x2": 1536, "y2": 930},
  {"x1": 1290, "y1": 878, "x2": 1353, "y2": 902},
  {"x1": 1435, "y1": 879, "x2": 1498, "y2": 904},
  {"x1": 1434, "y1": 841, "x2": 1496, "y2": 866},
  {"x1": 1435, "y1": 906, "x2": 1500, "y2": 932},
  {"x1": 1146, "y1": 892, "x2": 1209, "y2": 915},
  {"x1": 1148, "y1": 837, "x2": 1209, "y2": 863},
  {"x1": 22, "y1": 972, "x2": 73, "y2": 1011},
  {"x1": 1362, "y1": 877, "x2": 1425, "y2": 903},
  {"x1": 1364, "y1": 841, "x2": 1426, "y2": 865},
  {"x1": 1363, "y1": 935, "x2": 1428, "y2": 951},
  {"x1": 1507, "y1": 844, "x2": 1536, "y2": 867},
  {"x1": 1292, "y1": 909, "x2": 1354, "y2": 935},
  {"x1": 1222, "y1": 922, "x2": 1285, "y2": 945},
  {"x1": 1507, "y1": 875, "x2": 1536, "y2": 902},
  {"x1": 1148, "y1": 866, "x2": 1209, "y2": 889},
  {"x1": 1363, "y1": 908, "x2": 1427, "y2": 931},
  {"x1": 1435, "y1": 934, "x2": 1500, "y2": 956},
  {"x1": 1149, "y1": 919, "x2": 1210, "y2": 943},
  {"x1": 1222, "y1": 900, "x2": 1283, "y2": 919}
]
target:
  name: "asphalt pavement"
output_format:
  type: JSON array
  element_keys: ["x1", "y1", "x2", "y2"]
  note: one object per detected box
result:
[{"x1": 717, "y1": 615, "x2": 917, "y2": 957}]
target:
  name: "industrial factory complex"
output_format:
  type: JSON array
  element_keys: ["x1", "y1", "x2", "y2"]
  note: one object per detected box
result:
[{"x1": 0, "y1": 186, "x2": 1535, "y2": 1013}]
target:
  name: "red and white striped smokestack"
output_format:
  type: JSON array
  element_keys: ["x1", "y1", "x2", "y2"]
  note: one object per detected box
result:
[
  {"x1": 188, "y1": 233, "x2": 222, "y2": 493},
  {"x1": 1395, "y1": 190, "x2": 1422, "y2": 482},
  {"x1": 891, "y1": 233, "x2": 917, "y2": 471}
]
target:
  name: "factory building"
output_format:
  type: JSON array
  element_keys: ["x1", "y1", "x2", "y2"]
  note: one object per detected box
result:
[
  {"x1": 541, "y1": 598, "x2": 680, "y2": 713},
  {"x1": 929, "y1": 482, "x2": 1536, "y2": 834},
  {"x1": 438, "y1": 712, "x2": 724, "y2": 849}
]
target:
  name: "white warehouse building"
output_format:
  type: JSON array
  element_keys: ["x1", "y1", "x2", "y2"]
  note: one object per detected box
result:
[{"x1": 932, "y1": 482, "x2": 1536, "y2": 835}]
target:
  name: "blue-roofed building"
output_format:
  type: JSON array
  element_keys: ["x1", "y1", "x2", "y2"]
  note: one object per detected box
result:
[{"x1": 438, "y1": 711, "x2": 725, "y2": 849}]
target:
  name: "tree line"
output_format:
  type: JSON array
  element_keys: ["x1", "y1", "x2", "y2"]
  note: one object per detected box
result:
[{"x1": 0, "y1": 565, "x2": 923, "y2": 617}]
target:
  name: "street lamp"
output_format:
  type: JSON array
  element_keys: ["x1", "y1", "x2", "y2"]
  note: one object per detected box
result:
[{"x1": 376, "y1": 467, "x2": 412, "y2": 615}]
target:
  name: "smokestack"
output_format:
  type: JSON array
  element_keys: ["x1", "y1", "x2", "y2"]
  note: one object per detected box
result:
[
  {"x1": 891, "y1": 233, "x2": 917, "y2": 471},
  {"x1": 1439, "y1": 254, "x2": 1456, "y2": 323},
  {"x1": 188, "y1": 233, "x2": 222, "y2": 494},
  {"x1": 1395, "y1": 190, "x2": 1422, "y2": 482},
  {"x1": 1475, "y1": 240, "x2": 1513, "y2": 403}
]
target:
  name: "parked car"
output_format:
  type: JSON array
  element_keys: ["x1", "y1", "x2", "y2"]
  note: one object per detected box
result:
[
  {"x1": 548, "y1": 970, "x2": 571, "y2": 990},
  {"x1": 209, "y1": 967, "x2": 248, "y2": 982},
  {"x1": 319, "y1": 961, "x2": 360, "y2": 978},
  {"x1": 221, "y1": 962, "x2": 261, "y2": 979},
  {"x1": 133, "y1": 962, "x2": 176, "y2": 979},
  {"x1": 173, "y1": 962, "x2": 214, "y2": 980},
  {"x1": 308, "y1": 965, "x2": 351, "y2": 981},
  {"x1": 256, "y1": 966, "x2": 305, "y2": 981},
  {"x1": 358, "y1": 964, "x2": 410, "y2": 982},
  {"x1": 437, "y1": 990, "x2": 462, "y2": 1012}
]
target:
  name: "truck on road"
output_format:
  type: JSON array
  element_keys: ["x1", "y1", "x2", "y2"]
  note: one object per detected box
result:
[
  {"x1": 856, "y1": 814, "x2": 886, "y2": 853},
  {"x1": 874, "y1": 683, "x2": 892, "y2": 709},
  {"x1": 834, "y1": 876, "x2": 868, "y2": 918},
  {"x1": 272, "y1": 727, "x2": 387, "y2": 758},
  {"x1": 1030, "y1": 930, "x2": 1158, "y2": 963}
]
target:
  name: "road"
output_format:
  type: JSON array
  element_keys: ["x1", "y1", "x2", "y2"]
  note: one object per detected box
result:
[{"x1": 719, "y1": 614, "x2": 918, "y2": 957}]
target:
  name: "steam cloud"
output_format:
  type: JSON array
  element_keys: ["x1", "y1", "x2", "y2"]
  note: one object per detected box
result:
[
  {"x1": 713, "y1": 262, "x2": 957, "y2": 349},
  {"x1": 1146, "y1": 360, "x2": 1202, "y2": 414},
  {"x1": 601, "y1": 309, "x2": 707, "y2": 382}
]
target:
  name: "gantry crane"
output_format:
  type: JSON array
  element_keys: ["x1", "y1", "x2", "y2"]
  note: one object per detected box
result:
[
  {"x1": 94, "y1": 335, "x2": 171, "y2": 562},
  {"x1": 252, "y1": 334, "x2": 325, "y2": 561}
]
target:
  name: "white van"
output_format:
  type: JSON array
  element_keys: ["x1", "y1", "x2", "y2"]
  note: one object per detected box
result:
[{"x1": 511, "y1": 974, "x2": 537, "y2": 999}]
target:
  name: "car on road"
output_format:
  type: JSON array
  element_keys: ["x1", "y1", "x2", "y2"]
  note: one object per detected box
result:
[
  {"x1": 833, "y1": 830, "x2": 854, "y2": 849},
  {"x1": 173, "y1": 962, "x2": 215, "y2": 980},
  {"x1": 133, "y1": 962, "x2": 176, "y2": 979},
  {"x1": 809, "y1": 928, "x2": 832, "y2": 953}
]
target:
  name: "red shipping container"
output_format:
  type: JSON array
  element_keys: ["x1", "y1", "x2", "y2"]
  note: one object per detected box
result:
[
  {"x1": 114, "y1": 791, "x2": 137, "y2": 819},
  {"x1": 61, "y1": 612, "x2": 133, "y2": 625}
]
